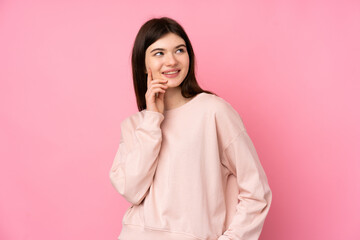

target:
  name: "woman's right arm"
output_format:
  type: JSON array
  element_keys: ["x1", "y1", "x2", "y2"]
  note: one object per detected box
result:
[{"x1": 109, "y1": 110, "x2": 164, "y2": 205}]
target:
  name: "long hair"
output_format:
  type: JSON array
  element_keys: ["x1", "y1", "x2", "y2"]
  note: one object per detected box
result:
[{"x1": 131, "y1": 16, "x2": 216, "y2": 111}]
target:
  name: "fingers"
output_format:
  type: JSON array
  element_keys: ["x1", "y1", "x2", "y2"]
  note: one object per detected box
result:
[
  {"x1": 150, "y1": 83, "x2": 168, "y2": 98},
  {"x1": 146, "y1": 68, "x2": 168, "y2": 98},
  {"x1": 151, "y1": 79, "x2": 168, "y2": 84},
  {"x1": 147, "y1": 68, "x2": 152, "y2": 89},
  {"x1": 151, "y1": 83, "x2": 168, "y2": 94},
  {"x1": 151, "y1": 83, "x2": 168, "y2": 90}
]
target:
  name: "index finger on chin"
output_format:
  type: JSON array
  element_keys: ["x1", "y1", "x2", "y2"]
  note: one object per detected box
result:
[{"x1": 147, "y1": 68, "x2": 152, "y2": 88}]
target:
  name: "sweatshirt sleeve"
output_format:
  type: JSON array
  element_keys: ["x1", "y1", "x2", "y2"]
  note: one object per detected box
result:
[
  {"x1": 218, "y1": 129, "x2": 272, "y2": 240},
  {"x1": 109, "y1": 110, "x2": 164, "y2": 205}
]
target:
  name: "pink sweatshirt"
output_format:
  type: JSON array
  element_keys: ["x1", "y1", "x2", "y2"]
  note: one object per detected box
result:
[{"x1": 109, "y1": 92, "x2": 272, "y2": 240}]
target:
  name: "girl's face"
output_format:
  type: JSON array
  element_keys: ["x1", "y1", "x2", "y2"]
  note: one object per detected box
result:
[{"x1": 145, "y1": 33, "x2": 190, "y2": 88}]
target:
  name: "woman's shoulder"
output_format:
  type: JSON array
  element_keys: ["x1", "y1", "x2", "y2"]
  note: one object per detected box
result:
[
  {"x1": 202, "y1": 92, "x2": 246, "y2": 131},
  {"x1": 201, "y1": 92, "x2": 240, "y2": 116},
  {"x1": 120, "y1": 110, "x2": 144, "y2": 130}
]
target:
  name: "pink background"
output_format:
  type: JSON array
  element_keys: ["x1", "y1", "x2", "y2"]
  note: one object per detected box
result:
[{"x1": 1, "y1": 0, "x2": 359, "y2": 239}]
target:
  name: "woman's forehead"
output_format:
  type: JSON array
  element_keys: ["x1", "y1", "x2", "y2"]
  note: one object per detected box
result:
[{"x1": 148, "y1": 33, "x2": 186, "y2": 50}]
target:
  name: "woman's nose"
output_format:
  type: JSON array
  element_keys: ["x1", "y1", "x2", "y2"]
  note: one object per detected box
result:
[{"x1": 165, "y1": 53, "x2": 177, "y2": 65}]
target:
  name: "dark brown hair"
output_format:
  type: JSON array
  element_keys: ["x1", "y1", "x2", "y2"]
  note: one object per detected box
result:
[{"x1": 131, "y1": 16, "x2": 216, "y2": 111}]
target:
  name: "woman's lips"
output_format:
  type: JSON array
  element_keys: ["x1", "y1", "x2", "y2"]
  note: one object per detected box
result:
[{"x1": 162, "y1": 70, "x2": 180, "y2": 78}]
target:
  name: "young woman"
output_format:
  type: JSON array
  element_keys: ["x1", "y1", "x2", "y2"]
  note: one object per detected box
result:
[{"x1": 109, "y1": 17, "x2": 272, "y2": 240}]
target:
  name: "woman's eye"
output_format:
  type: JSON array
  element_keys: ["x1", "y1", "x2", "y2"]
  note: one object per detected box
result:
[{"x1": 154, "y1": 49, "x2": 185, "y2": 56}]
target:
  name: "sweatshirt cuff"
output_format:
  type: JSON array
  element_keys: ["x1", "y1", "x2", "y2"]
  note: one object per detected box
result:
[{"x1": 142, "y1": 110, "x2": 165, "y2": 129}]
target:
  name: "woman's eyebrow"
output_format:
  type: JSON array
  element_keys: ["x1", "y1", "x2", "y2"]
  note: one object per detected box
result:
[{"x1": 150, "y1": 44, "x2": 186, "y2": 53}]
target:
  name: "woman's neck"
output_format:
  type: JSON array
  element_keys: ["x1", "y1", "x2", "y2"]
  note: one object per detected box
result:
[{"x1": 164, "y1": 87, "x2": 191, "y2": 111}]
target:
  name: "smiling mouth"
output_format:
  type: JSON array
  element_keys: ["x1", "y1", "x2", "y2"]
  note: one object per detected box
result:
[
  {"x1": 163, "y1": 70, "x2": 180, "y2": 74},
  {"x1": 162, "y1": 70, "x2": 181, "y2": 78}
]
